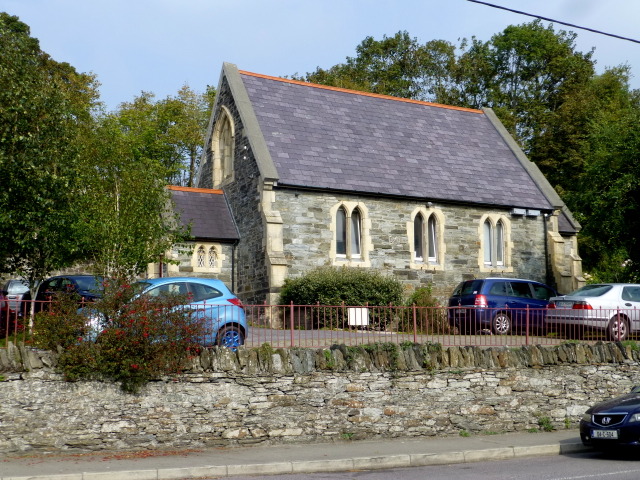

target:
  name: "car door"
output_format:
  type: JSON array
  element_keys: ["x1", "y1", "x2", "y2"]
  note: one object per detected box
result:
[
  {"x1": 503, "y1": 281, "x2": 533, "y2": 327},
  {"x1": 621, "y1": 285, "x2": 640, "y2": 332}
]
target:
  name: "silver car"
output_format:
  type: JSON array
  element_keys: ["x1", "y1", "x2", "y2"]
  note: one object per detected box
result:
[{"x1": 545, "y1": 283, "x2": 640, "y2": 341}]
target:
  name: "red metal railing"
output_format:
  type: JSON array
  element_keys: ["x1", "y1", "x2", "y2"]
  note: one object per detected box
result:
[
  {"x1": 2, "y1": 300, "x2": 637, "y2": 349},
  {"x1": 240, "y1": 303, "x2": 636, "y2": 348}
]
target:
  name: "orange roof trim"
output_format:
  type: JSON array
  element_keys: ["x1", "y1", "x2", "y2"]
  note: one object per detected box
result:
[
  {"x1": 238, "y1": 70, "x2": 483, "y2": 114},
  {"x1": 168, "y1": 186, "x2": 224, "y2": 195}
]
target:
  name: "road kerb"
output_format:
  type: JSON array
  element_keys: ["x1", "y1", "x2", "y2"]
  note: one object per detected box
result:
[
  {"x1": 410, "y1": 451, "x2": 466, "y2": 466},
  {"x1": 158, "y1": 465, "x2": 228, "y2": 479},
  {"x1": 463, "y1": 447, "x2": 515, "y2": 463},
  {"x1": 227, "y1": 461, "x2": 292, "y2": 476},
  {"x1": 84, "y1": 470, "x2": 158, "y2": 480},
  {"x1": 352, "y1": 454, "x2": 411, "y2": 470},
  {"x1": 291, "y1": 458, "x2": 355, "y2": 473}
]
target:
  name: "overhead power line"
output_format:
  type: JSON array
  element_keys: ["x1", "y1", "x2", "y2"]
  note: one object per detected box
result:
[{"x1": 467, "y1": 0, "x2": 640, "y2": 44}]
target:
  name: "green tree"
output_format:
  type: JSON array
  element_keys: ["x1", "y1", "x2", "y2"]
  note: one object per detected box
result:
[
  {"x1": 78, "y1": 111, "x2": 187, "y2": 280},
  {"x1": 160, "y1": 84, "x2": 215, "y2": 186},
  {"x1": 113, "y1": 86, "x2": 214, "y2": 187},
  {"x1": 300, "y1": 31, "x2": 433, "y2": 99},
  {"x1": 0, "y1": 13, "x2": 100, "y2": 296},
  {"x1": 568, "y1": 70, "x2": 640, "y2": 281}
]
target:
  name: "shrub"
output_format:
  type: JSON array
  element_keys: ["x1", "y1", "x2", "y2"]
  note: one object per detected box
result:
[
  {"x1": 398, "y1": 285, "x2": 450, "y2": 334},
  {"x1": 279, "y1": 267, "x2": 404, "y2": 329},
  {"x1": 33, "y1": 280, "x2": 209, "y2": 393},
  {"x1": 32, "y1": 291, "x2": 90, "y2": 350}
]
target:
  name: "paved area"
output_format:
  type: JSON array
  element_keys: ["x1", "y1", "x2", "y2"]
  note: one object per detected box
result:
[{"x1": 0, "y1": 430, "x2": 589, "y2": 480}]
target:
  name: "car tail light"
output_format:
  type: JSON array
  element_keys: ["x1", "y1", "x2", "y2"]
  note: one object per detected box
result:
[
  {"x1": 547, "y1": 303, "x2": 556, "y2": 309},
  {"x1": 228, "y1": 298, "x2": 244, "y2": 308},
  {"x1": 572, "y1": 302, "x2": 593, "y2": 310},
  {"x1": 474, "y1": 295, "x2": 487, "y2": 307}
]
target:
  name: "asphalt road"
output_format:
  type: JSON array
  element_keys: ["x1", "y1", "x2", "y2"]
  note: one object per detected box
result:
[{"x1": 216, "y1": 451, "x2": 640, "y2": 480}]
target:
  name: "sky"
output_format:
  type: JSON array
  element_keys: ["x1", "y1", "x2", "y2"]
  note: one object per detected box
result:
[{"x1": 2, "y1": 0, "x2": 640, "y2": 111}]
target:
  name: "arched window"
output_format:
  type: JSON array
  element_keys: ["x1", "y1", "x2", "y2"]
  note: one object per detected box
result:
[
  {"x1": 336, "y1": 207, "x2": 347, "y2": 256},
  {"x1": 212, "y1": 108, "x2": 235, "y2": 186},
  {"x1": 427, "y1": 215, "x2": 438, "y2": 262},
  {"x1": 414, "y1": 214, "x2": 424, "y2": 262},
  {"x1": 197, "y1": 246, "x2": 206, "y2": 268},
  {"x1": 220, "y1": 115, "x2": 233, "y2": 178},
  {"x1": 496, "y1": 220, "x2": 504, "y2": 266},
  {"x1": 208, "y1": 247, "x2": 217, "y2": 269},
  {"x1": 334, "y1": 203, "x2": 368, "y2": 263},
  {"x1": 410, "y1": 208, "x2": 444, "y2": 268},
  {"x1": 351, "y1": 208, "x2": 362, "y2": 258},
  {"x1": 483, "y1": 220, "x2": 493, "y2": 265},
  {"x1": 482, "y1": 217, "x2": 508, "y2": 268}
]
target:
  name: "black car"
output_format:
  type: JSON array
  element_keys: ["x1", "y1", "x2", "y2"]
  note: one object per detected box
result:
[
  {"x1": 447, "y1": 277, "x2": 558, "y2": 335},
  {"x1": 34, "y1": 275, "x2": 103, "y2": 312},
  {"x1": 581, "y1": 386, "x2": 640, "y2": 449}
]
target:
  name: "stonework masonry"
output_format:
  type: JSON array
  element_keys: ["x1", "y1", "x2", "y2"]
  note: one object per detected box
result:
[
  {"x1": 274, "y1": 189, "x2": 548, "y2": 300},
  {"x1": 1, "y1": 342, "x2": 638, "y2": 454}
]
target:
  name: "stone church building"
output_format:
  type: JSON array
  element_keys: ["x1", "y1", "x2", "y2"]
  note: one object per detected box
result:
[{"x1": 188, "y1": 62, "x2": 583, "y2": 305}]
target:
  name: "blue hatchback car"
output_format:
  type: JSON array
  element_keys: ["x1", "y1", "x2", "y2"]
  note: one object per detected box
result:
[
  {"x1": 447, "y1": 278, "x2": 557, "y2": 335},
  {"x1": 132, "y1": 277, "x2": 247, "y2": 349}
]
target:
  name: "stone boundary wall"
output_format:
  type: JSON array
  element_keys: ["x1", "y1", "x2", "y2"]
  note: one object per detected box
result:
[{"x1": 1, "y1": 342, "x2": 639, "y2": 453}]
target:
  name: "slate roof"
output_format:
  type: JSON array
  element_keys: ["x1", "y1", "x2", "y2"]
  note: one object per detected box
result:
[
  {"x1": 169, "y1": 186, "x2": 239, "y2": 242},
  {"x1": 239, "y1": 71, "x2": 553, "y2": 210}
]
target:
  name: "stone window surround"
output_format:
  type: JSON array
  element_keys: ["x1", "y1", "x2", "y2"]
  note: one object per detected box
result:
[
  {"x1": 478, "y1": 213, "x2": 513, "y2": 273},
  {"x1": 190, "y1": 243, "x2": 223, "y2": 274},
  {"x1": 330, "y1": 201, "x2": 371, "y2": 267},
  {"x1": 407, "y1": 206, "x2": 445, "y2": 271},
  {"x1": 162, "y1": 242, "x2": 225, "y2": 275},
  {"x1": 211, "y1": 106, "x2": 235, "y2": 187}
]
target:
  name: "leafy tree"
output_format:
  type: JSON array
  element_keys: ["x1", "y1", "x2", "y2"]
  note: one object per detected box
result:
[
  {"x1": 78, "y1": 111, "x2": 187, "y2": 280},
  {"x1": 112, "y1": 86, "x2": 214, "y2": 187},
  {"x1": 0, "y1": 13, "x2": 100, "y2": 297},
  {"x1": 160, "y1": 84, "x2": 215, "y2": 186},
  {"x1": 567, "y1": 70, "x2": 640, "y2": 281},
  {"x1": 300, "y1": 31, "x2": 433, "y2": 99}
]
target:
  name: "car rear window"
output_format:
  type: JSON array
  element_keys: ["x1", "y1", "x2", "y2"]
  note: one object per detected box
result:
[
  {"x1": 453, "y1": 280, "x2": 484, "y2": 296},
  {"x1": 7, "y1": 281, "x2": 28, "y2": 295},
  {"x1": 569, "y1": 284, "x2": 612, "y2": 297}
]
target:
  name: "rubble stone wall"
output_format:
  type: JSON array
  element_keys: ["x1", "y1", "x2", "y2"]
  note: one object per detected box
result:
[{"x1": 0, "y1": 342, "x2": 637, "y2": 453}]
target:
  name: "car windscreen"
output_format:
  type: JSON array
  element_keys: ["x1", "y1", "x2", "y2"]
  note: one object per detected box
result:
[
  {"x1": 569, "y1": 284, "x2": 613, "y2": 297},
  {"x1": 75, "y1": 276, "x2": 103, "y2": 293}
]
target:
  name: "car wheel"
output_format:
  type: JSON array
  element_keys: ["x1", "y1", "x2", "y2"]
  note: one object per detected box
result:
[
  {"x1": 217, "y1": 325, "x2": 244, "y2": 350},
  {"x1": 492, "y1": 312, "x2": 511, "y2": 335},
  {"x1": 608, "y1": 316, "x2": 629, "y2": 342}
]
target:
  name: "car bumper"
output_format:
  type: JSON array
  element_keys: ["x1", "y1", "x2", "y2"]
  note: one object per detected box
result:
[
  {"x1": 545, "y1": 313, "x2": 609, "y2": 329},
  {"x1": 580, "y1": 420, "x2": 640, "y2": 448},
  {"x1": 447, "y1": 307, "x2": 492, "y2": 328}
]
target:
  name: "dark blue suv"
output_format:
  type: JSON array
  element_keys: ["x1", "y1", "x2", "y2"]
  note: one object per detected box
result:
[{"x1": 447, "y1": 278, "x2": 557, "y2": 335}]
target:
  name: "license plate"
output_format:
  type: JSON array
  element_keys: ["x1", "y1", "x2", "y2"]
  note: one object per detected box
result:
[
  {"x1": 555, "y1": 301, "x2": 573, "y2": 308},
  {"x1": 592, "y1": 429, "x2": 618, "y2": 439}
]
